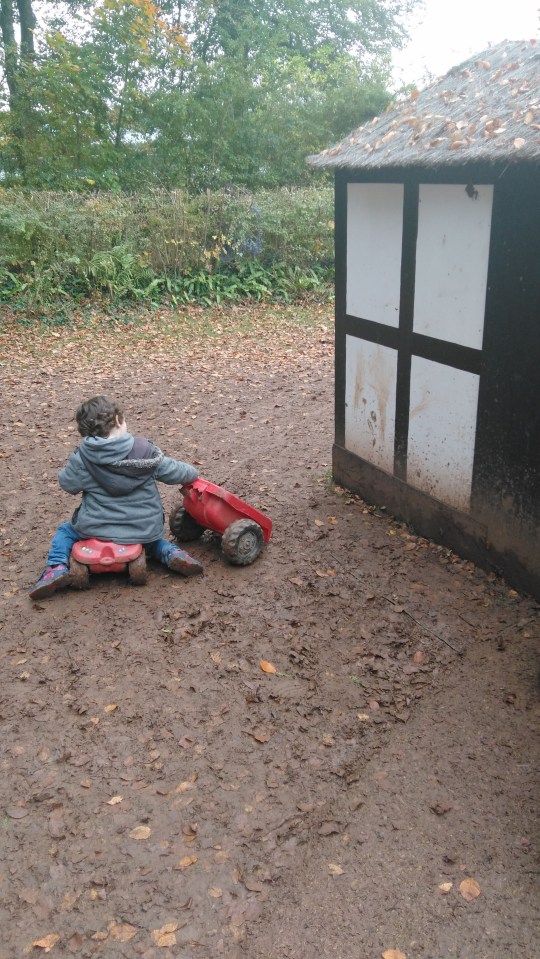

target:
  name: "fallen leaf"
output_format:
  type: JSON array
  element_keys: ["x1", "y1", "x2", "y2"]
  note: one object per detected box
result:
[
  {"x1": 260, "y1": 660, "x2": 276, "y2": 674},
  {"x1": 208, "y1": 886, "x2": 223, "y2": 898},
  {"x1": 108, "y1": 922, "x2": 138, "y2": 942},
  {"x1": 31, "y1": 934, "x2": 60, "y2": 952},
  {"x1": 61, "y1": 890, "x2": 81, "y2": 912},
  {"x1": 67, "y1": 932, "x2": 84, "y2": 950},
  {"x1": 430, "y1": 801, "x2": 453, "y2": 816},
  {"x1": 104, "y1": 704, "x2": 117, "y2": 713},
  {"x1": 251, "y1": 727, "x2": 272, "y2": 743},
  {"x1": 382, "y1": 951, "x2": 406, "y2": 959},
  {"x1": 328, "y1": 863, "x2": 344, "y2": 876},
  {"x1": 91, "y1": 931, "x2": 108, "y2": 941},
  {"x1": 151, "y1": 924, "x2": 178, "y2": 947},
  {"x1": 176, "y1": 779, "x2": 197, "y2": 793},
  {"x1": 438, "y1": 882, "x2": 453, "y2": 893},
  {"x1": 129, "y1": 825, "x2": 151, "y2": 840},
  {"x1": 6, "y1": 805, "x2": 29, "y2": 819},
  {"x1": 243, "y1": 877, "x2": 263, "y2": 892},
  {"x1": 314, "y1": 519, "x2": 325, "y2": 526},
  {"x1": 288, "y1": 577, "x2": 305, "y2": 586},
  {"x1": 459, "y1": 877, "x2": 481, "y2": 901},
  {"x1": 176, "y1": 855, "x2": 198, "y2": 869},
  {"x1": 106, "y1": 796, "x2": 123, "y2": 805},
  {"x1": 318, "y1": 821, "x2": 341, "y2": 836}
]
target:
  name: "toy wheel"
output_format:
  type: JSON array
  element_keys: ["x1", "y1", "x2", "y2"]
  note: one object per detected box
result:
[
  {"x1": 70, "y1": 557, "x2": 90, "y2": 590},
  {"x1": 128, "y1": 552, "x2": 147, "y2": 586},
  {"x1": 169, "y1": 505, "x2": 205, "y2": 542},
  {"x1": 222, "y1": 519, "x2": 264, "y2": 566}
]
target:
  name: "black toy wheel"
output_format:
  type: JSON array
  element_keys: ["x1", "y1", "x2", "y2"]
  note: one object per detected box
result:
[
  {"x1": 128, "y1": 552, "x2": 147, "y2": 586},
  {"x1": 222, "y1": 519, "x2": 264, "y2": 566},
  {"x1": 70, "y1": 557, "x2": 90, "y2": 589},
  {"x1": 169, "y1": 505, "x2": 205, "y2": 542}
]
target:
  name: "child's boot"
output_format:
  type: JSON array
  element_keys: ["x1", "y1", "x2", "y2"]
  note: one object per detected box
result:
[
  {"x1": 167, "y1": 548, "x2": 203, "y2": 577},
  {"x1": 29, "y1": 564, "x2": 71, "y2": 599}
]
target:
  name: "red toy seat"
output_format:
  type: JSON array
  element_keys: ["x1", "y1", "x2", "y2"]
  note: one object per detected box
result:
[{"x1": 72, "y1": 539, "x2": 143, "y2": 574}]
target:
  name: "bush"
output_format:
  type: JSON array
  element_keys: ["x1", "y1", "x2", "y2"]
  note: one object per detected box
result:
[{"x1": 0, "y1": 187, "x2": 334, "y2": 309}]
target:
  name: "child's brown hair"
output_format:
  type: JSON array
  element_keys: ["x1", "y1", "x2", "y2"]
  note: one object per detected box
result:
[{"x1": 76, "y1": 396, "x2": 124, "y2": 438}]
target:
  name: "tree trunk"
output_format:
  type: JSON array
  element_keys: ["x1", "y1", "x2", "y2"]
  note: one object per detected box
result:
[
  {"x1": 115, "y1": 100, "x2": 124, "y2": 149},
  {"x1": 16, "y1": 0, "x2": 36, "y2": 58},
  {"x1": 0, "y1": 0, "x2": 18, "y2": 101},
  {"x1": 0, "y1": 0, "x2": 36, "y2": 178}
]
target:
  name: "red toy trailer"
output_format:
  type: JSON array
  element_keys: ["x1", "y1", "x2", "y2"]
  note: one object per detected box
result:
[{"x1": 170, "y1": 477, "x2": 272, "y2": 566}]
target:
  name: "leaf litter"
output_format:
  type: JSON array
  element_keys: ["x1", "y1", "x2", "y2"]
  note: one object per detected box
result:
[{"x1": 1, "y1": 302, "x2": 538, "y2": 958}]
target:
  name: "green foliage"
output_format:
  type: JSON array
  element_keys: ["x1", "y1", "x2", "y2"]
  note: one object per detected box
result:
[
  {"x1": 0, "y1": 0, "x2": 414, "y2": 189},
  {"x1": 0, "y1": 186, "x2": 334, "y2": 309},
  {"x1": 0, "y1": 266, "x2": 27, "y2": 301},
  {"x1": 168, "y1": 261, "x2": 332, "y2": 307},
  {"x1": 88, "y1": 245, "x2": 154, "y2": 298}
]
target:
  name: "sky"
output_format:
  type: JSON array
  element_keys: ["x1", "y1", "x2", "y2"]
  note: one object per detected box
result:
[{"x1": 392, "y1": 0, "x2": 539, "y2": 88}]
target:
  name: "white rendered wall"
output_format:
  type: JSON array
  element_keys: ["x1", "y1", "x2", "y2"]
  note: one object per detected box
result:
[
  {"x1": 413, "y1": 184, "x2": 493, "y2": 349},
  {"x1": 345, "y1": 335, "x2": 397, "y2": 474},
  {"x1": 407, "y1": 356, "x2": 480, "y2": 511},
  {"x1": 347, "y1": 183, "x2": 403, "y2": 327}
]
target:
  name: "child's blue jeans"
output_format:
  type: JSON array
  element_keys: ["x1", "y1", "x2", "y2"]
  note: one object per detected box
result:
[{"x1": 47, "y1": 522, "x2": 178, "y2": 568}]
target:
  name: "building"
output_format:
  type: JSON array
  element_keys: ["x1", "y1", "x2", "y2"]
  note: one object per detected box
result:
[{"x1": 307, "y1": 40, "x2": 540, "y2": 597}]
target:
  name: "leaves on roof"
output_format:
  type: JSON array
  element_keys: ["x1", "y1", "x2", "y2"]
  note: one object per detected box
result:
[{"x1": 308, "y1": 40, "x2": 539, "y2": 169}]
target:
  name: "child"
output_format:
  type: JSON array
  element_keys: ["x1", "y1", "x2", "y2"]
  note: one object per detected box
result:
[{"x1": 30, "y1": 395, "x2": 203, "y2": 599}]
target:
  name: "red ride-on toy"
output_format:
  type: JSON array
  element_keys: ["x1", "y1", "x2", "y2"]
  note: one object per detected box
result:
[
  {"x1": 70, "y1": 539, "x2": 147, "y2": 589},
  {"x1": 169, "y1": 478, "x2": 272, "y2": 566}
]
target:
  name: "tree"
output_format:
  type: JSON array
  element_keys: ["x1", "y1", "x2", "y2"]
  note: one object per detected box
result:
[
  {"x1": 151, "y1": 0, "x2": 409, "y2": 188},
  {"x1": 0, "y1": 0, "x2": 187, "y2": 186},
  {"x1": 0, "y1": 0, "x2": 37, "y2": 174},
  {"x1": 0, "y1": 0, "x2": 415, "y2": 188}
]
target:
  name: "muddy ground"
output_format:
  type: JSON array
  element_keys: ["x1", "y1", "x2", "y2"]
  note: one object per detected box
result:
[{"x1": 0, "y1": 306, "x2": 538, "y2": 959}]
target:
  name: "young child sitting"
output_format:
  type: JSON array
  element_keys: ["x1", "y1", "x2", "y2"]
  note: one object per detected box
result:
[{"x1": 30, "y1": 395, "x2": 203, "y2": 599}]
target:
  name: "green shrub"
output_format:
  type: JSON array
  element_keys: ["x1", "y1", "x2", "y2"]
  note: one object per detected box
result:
[
  {"x1": 0, "y1": 186, "x2": 334, "y2": 309},
  {"x1": 88, "y1": 246, "x2": 154, "y2": 299}
]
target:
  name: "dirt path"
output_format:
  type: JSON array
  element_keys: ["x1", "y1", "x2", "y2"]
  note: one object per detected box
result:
[{"x1": 0, "y1": 306, "x2": 538, "y2": 958}]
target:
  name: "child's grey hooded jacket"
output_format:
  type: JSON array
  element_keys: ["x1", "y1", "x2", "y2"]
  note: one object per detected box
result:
[{"x1": 58, "y1": 433, "x2": 198, "y2": 544}]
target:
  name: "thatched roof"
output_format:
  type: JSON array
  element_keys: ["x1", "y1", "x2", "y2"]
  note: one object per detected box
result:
[{"x1": 307, "y1": 40, "x2": 540, "y2": 170}]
